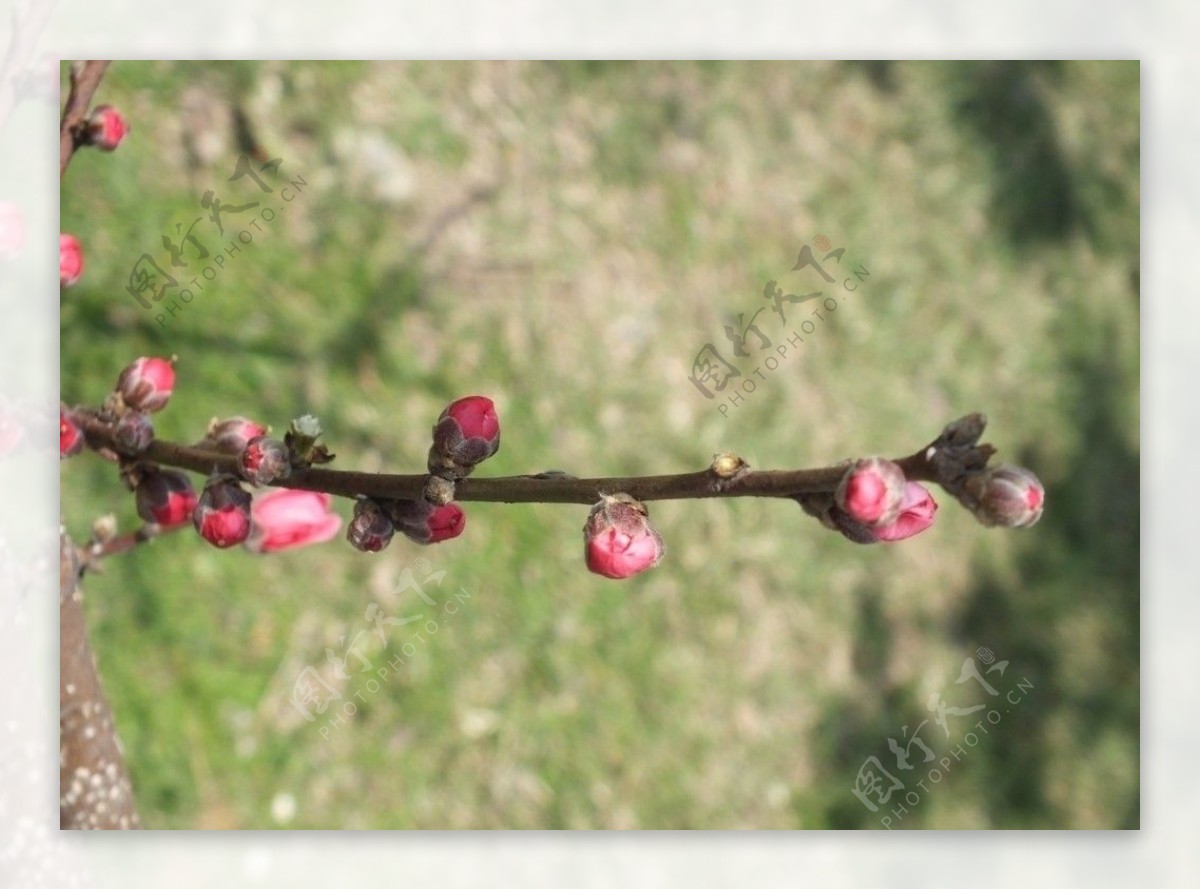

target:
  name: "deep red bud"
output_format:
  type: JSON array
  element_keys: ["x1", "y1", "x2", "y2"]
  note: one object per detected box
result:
[
  {"x1": 60, "y1": 233, "x2": 83, "y2": 286},
  {"x1": 583, "y1": 494, "x2": 665, "y2": 579},
  {"x1": 135, "y1": 468, "x2": 198, "y2": 527},
  {"x1": 60, "y1": 408, "x2": 84, "y2": 458},
  {"x1": 116, "y1": 356, "x2": 176, "y2": 413},
  {"x1": 836, "y1": 457, "x2": 907, "y2": 526},
  {"x1": 445, "y1": 396, "x2": 499, "y2": 441},
  {"x1": 112, "y1": 411, "x2": 154, "y2": 453},
  {"x1": 426, "y1": 503, "x2": 466, "y2": 543},
  {"x1": 193, "y1": 476, "x2": 253, "y2": 548},
  {"x1": 969, "y1": 465, "x2": 1045, "y2": 528},
  {"x1": 85, "y1": 104, "x2": 129, "y2": 151},
  {"x1": 431, "y1": 395, "x2": 500, "y2": 471},
  {"x1": 389, "y1": 499, "x2": 467, "y2": 545},
  {"x1": 346, "y1": 498, "x2": 396, "y2": 552},
  {"x1": 238, "y1": 435, "x2": 292, "y2": 486}
]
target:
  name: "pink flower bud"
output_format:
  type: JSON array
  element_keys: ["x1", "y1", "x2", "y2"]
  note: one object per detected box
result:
[
  {"x1": 0, "y1": 201, "x2": 25, "y2": 260},
  {"x1": 870, "y1": 482, "x2": 938, "y2": 542},
  {"x1": 201, "y1": 416, "x2": 269, "y2": 454},
  {"x1": 194, "y1": 476, "x2": 253, "y2": 548},
  {"x1": 426, "y1": 503, "x2": 467, "y2": 543},
  {"x1": 135, "y1": 468, "x2": 198, "y2": 527},
  {"x1": 969, "y1": 465, "x2": 1045, "y2": 528},
  {"x1": 836, "y1": 457, "x2": 907, "y2": 526},
  {"x1": 431, "y1": 395, "x2": 500, "y2": 471},
  {"x1": 389, "y1": 499, "x2": 467, "y2": 545},
  {"x1": 112, "y1": 411, "x2": 154, "y2": 453},
  {"x1": 60, "y1": 408, "x2": 84, "y2": 458},
  {"x1": 346, "y1": 498, "x2": 395, "y2": 552},
  {"x1": 245, "y1": 488, "x2": 342, "y2": 553},
  {"x1": 115, "y1": 356, "x2": 176, "y2": 413},
  {"x1": 60, "y1": 233, "x2": 83, "y2": 286},
  {"x1": 583, "y1": 493, "x2": 665, "y2": 580},
  {"x1": 237, "y1": 435, "x2": 292, "y2": 486},
  {"x1": 85, "y1": 104, "x2": 129, "y2": 151}
]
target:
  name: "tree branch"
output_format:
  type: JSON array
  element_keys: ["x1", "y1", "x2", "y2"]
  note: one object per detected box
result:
[
  {"x1": 59, "y1": 59, "x2": 109, "y2": 176},
  {"x1": 73, "y1": 410, "x2": 991, "y2": 507},
  {"x1": 60, "y1": 529, "x2": 141, "y2": 829}
]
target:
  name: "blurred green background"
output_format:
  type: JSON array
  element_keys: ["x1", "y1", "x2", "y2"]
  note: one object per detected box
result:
[{"x1": 60, "y1": 61, "x2": 1139, "y2": 829}]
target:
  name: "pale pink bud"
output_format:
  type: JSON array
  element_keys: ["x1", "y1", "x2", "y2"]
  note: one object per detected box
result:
[
  {"x1": 970, "y1": 465, "x2": 1045, "y2": 528},
  {"x1": 85, "y1": 104, "x2": 130, "y2": 151},
  {"x1": 245, "y1": 488, "x2": 342, "y2": 553},
  {"x1": 194, "y1": 476, "x2": 253, "y2": 548},
  {"x1": 583, "y1": 493, "x2": 665, "y2": 580},
  {"x1": 836, "y1": 457, "x2": 907, "y2": 526},
  {"x1": 60, "y1": 233, "x2": 83, "y2": 286},
  {"x1": 116, "y1": 356, "x2": 176, "y2": 413},
  {"x1": 870, "y1": 482, "x2": 938, "y2": 542}
]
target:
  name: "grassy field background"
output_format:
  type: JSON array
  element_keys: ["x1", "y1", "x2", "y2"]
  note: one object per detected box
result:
[{"x1": 60, "y1": 60, "x2": 1139, "y2": 829}]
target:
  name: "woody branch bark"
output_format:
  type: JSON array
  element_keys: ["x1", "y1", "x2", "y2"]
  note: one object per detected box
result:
[
  {"x1": 60, "y1": 530, "x2": 141, "y2": 829},
  {"x1": 59, "y1": 59, "x2": 109, "y2": 176},
  {"x1": 73, "y1": 410, "x2": 991, "y2": 506}
]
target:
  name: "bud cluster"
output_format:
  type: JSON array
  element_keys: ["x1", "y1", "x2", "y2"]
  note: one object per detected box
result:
[
  {"x1": 813, "y1": 457, "x2": 941, "y2": 545},
  {"x1": 346, "y1": 497, "x2": 467, "y2": 552}
]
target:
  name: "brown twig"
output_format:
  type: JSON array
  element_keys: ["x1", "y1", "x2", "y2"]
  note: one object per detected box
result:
[
  {"x1": 76, "y1": 521, "x2": 186, "y2": 574},
  {"x1": 59, "y1": 59, "x2": 109, "y2": 176},
  {"x1": 74, "y1": 410, "x2": 993, "y2": 507}
]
